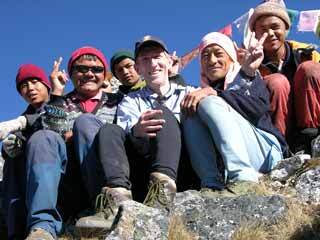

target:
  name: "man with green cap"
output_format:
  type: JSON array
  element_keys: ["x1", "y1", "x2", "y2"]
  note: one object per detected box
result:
[{"x1": 110, "y1": 50, "x2": 146, "y2": 94}]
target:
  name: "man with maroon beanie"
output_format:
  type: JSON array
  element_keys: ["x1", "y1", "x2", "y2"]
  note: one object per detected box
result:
[
  {"x1": 1, "y1": 63, "x2": 51, "y2": 239},
  {"x1": 1, "y1": 47, "x2": 123, "y2": 240}
]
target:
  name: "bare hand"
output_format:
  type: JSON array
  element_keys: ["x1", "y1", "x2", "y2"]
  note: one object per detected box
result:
[
  {"x1": 168, "y1": 51, "x2": 180, "y2": 77},
  {"x1": 132, "y1": 110, "x2": 165, "y2": 138},
  {"x1": 241, "y1": 32, "x2": 268, "y2": 77},
  {"x1": 50, "y1": 57, "x2": 68, "y2": 96},
  {"x1": 64, "y1": 131, "x2": 73, "y2": 143},
  {"x1": 181, "y1": 87, "x2": 217, "y2": 116},
  {"x1": 233, "y1": 41, "x2": 247, "y2": 65}
]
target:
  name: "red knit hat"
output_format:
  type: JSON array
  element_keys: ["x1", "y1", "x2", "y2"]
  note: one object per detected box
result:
[
  {"x1": 67, "y1": 46, "x2": 108, "y2": 79},
  {"x1": 16, "y1": 63, "x2": 51, "y2": 94}
]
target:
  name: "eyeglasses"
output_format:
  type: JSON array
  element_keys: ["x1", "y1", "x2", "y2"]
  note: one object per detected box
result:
[{"x1": 73, "y1": 65, "x2": 104, "y2": 74}]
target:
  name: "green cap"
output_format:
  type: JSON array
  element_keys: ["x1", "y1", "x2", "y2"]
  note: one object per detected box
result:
[{"x1": 110, "y1": 50, "x2": 135, "y2": 77}]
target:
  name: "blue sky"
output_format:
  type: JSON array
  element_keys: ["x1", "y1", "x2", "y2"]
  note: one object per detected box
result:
[{"x1": 0, "y1": 0, "x2": 319, "y2": 122}]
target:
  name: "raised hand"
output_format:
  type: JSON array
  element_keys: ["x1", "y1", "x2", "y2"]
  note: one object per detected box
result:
[
  {"x1": 132, "y1": 110, "x2": 165, "y2": 138},
  {"x1": 168, "y1": 51, "x2": 180, "y2": 77},
  {"x1": 241, "y1": 32, "x2": 268, "y2": 77},
  {"x1": 50, "y1": 57, "x2": 68, "y2": 95}
]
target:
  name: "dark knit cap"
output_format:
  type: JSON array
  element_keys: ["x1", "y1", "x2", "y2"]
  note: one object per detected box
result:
[
  {"x1": 67, "y1": 46, "x2": 108, "y2": 79},
  {"x1": 249, "y1": 1, "x2": 291, "y2": 30},
  {"x1": 110, "y1": 50, "x2": 135, "y2": 77},
  {"x1": 16, "y1": 63, "x2": 51, "y2": 94},
  {"x1": 134, "y1": 35, "x2": 168, "y2": 59}
]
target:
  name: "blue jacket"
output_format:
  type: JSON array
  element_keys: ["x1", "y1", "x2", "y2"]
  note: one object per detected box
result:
[{"x1": 216, "y1": 70, "x2": 290, "y2": 157}]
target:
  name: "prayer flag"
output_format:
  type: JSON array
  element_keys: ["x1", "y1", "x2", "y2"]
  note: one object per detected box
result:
[
  {"x1": 179, "y1": 47, "x2": 199, "y2": 72},
  {"x1": 298, "y1": 10, "x2": 320, "y2": 32},
  {"x1": 219, "y1": 24, "x2": 232, "y2": 37}
]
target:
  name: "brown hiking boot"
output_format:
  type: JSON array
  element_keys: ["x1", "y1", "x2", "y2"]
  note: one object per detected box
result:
[
  {"x1": 143, "y1": 172, "x2": 176, "y2": 210},
  {"x1": 75, "y1": 187, "x2": 132, "y2": 232},
  {"x1": 25, "y1": 228, "x2": 54, "y2": 240}
]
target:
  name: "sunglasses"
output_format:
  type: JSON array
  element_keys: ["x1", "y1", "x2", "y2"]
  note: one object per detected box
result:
[{"x1": 73, "y1": 65, "x2": 104, "y2": 74}]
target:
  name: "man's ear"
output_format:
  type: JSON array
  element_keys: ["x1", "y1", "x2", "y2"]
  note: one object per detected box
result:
[{"x1": 134, "y1": 62, "x2": 140, "y2": 74}]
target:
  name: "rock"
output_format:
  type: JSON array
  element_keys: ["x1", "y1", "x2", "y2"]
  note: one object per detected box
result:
[
  {"x1": 173, "y1": 191, "x2": 286, "y2": 240},
  {"x1": 270, "y1": 154, "x2": 310, "y2": 182},
  {"x1": 295, "y1": 167, "x2": 320, "y2": 203},
  {"x1": 102, "y1": 191, "x2": 287, "y2": 240},
  {"x1": 105, "y1": 200, "x2": 169, "y2": 240}
]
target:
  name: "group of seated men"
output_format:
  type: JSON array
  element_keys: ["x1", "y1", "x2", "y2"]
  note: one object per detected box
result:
[{"x1": 0, "y1": 1, "x2": 319, "y2": 239}]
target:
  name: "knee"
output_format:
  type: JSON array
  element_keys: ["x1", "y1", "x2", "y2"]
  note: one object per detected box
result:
[
  {"x1": 27, "y1": 130, "x2": 62, "y2": 147},
  {"x1": 294, "y1": 61, "x2": 320, "y2": 89},
  {"x1": 296, "y1": 61, "x2": 320, "y2": 78},
  {"x1": 198, "y1": 96, "x2": 229, "y2": 121},
  {"x1": 263, "y1": 73, "x2": 290, "y2": 96},
  {"x1": 99, "y1": 123, "x2": 125, "y2": 139},
  {"x1": 73, "y1": 113, "x2": 97, "y2": 131}
]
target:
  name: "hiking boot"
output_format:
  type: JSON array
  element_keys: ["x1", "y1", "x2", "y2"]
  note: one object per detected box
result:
[
  {"x1": 143, "y1": 172, "x2": 176, "y2": 210},
  {"x1": 225, "y1": 181, "x2": 268, "y2": 196},
  {"x1": 75, "y1": 187, "x2": 132, "y2": 231},
  {"x1": 294, "y1": 128, "x2": 319, "y2": 154},
  {"x1": 25, "y1": 228, "x2": 54, "y2": 240}
]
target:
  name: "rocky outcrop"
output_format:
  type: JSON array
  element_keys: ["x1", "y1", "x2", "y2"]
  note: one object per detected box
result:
[{"x1": 100, "y1": 156, "x2": 320, "y2": 240}]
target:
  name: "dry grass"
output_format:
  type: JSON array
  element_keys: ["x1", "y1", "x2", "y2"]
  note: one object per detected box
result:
[
  {"x1": 232, "y1": 201, "x2": 320, "y2": 240},
  {"x1": 168, "y1": 215, "x2": 198, "y2": 240}
]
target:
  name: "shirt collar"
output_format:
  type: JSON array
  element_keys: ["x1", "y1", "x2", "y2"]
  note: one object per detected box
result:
[{"x1": 71, "y1": 89, "x2": 103, "y2": 101}]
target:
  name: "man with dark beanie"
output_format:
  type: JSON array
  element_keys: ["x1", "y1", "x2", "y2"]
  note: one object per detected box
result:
[
  {"x1": 110, "y1": 50, "x2": 146, "y2": 94},
  {"x1": 249, "y1": 1, "x2": 320, "y2": 154}
]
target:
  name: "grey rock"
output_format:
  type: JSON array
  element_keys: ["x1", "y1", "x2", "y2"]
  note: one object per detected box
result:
[
  {"x1": 295, "y1": 167, "x2": 320, "y2": 203},
  {"x1": 174, "y1": 191, "x2": 286, "y2": 240},
  {"x1": 103, "y1": 191, "x2": 287, "y2": 240},
  {"x1": 270, "y1": 154, "x2": 310, "y2": 182},
  {"x1": 105, "y1": 200, "x2": 169, "y2": 240}
]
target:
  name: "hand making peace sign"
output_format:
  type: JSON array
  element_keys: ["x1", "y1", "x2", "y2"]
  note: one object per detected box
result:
[
  {"x1": 50, "y1": 57, "x2": 68, "y2": 95},
  {"x1": 241, "y1": 32, "x2": 268, "y2": 77}
]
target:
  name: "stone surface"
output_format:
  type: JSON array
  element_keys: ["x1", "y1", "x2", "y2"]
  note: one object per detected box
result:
[
  {"x1": 102, "y1": 191, "x2": 287, "y2": 240},
  {"x1": 105, "y1": 200, "x2": 169, "y2": 240}
]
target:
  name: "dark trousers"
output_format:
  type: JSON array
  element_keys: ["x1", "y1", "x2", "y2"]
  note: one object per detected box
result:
[{"x1": 96, "y1": 106, "x2": 199, "y2": 202}]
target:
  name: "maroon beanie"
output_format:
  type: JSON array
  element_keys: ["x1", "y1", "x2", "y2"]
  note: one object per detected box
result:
[
  {"x1": 16, "y1": 63, "x2": 51, "y2": 94},
  {"x1": 67, "y1": 46, "x2": 108, "y2": 79}
]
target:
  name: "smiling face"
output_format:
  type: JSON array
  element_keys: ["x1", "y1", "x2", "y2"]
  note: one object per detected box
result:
[
  {"x1": 135, "y1": 46, "x2": 172, "y2": 88},
  {"x1": 114, "y1": 58, "x2": 140, "y2": 86},
  {"x1": 254, "y1": 15, "x2": 287, "y2": 56},
  {"x1": 19, "y1": 78, "x2": 49, "y2": 108},
  {"x1": 70, "y1": 56, "x2": 105, "y2": 98},
  {"x1": 201, "y1": 44, "x2": 232, "y2": 82}
]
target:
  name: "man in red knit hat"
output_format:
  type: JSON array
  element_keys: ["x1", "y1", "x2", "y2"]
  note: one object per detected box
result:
[{"x1": 0, "y1": 46, "x2": 123, "y2": 240}]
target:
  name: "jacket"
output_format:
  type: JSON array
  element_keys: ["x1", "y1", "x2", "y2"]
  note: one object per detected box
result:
[
  {"x1": 259, "y1": 40, "x2": 320, "y2": 82},
  {"x1": 216, "y1": 70, "x2": 290, "y2": 157}
]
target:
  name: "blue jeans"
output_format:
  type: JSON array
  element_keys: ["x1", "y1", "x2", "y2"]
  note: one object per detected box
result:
[
  {"x1": 72, "y1": 113, "x2": 105, "y2": 201},
  {"x1": 3, "y1": 114, "x2": 104, "y2": 238},
  {"x1": 25, "y1": 130, "x2": 67, "y2": 238},
  {"x1": 182, "y1": 96, "x2": 283, "y2": 189}
]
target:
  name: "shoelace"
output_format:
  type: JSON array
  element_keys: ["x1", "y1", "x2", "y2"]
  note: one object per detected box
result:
[
  {"x1": 95, "y1": 192, "x2": 116, "y2": 216},
  {"x1": 143, "y1": 180, "x2": 169, "y2": 207}
]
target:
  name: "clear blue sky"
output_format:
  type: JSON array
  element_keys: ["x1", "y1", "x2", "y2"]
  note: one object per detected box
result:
[{"x1": 0, "y1": 0, "x2": 319, "y2": 122}]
